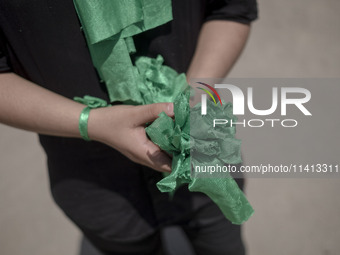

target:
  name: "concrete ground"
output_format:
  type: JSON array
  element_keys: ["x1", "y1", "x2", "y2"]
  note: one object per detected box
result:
[{"x1": 1, "y1": 0, "x2": 340, "y2": 254}]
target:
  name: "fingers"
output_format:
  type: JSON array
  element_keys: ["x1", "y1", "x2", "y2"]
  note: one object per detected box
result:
[
  {"x1": 140, "y1": 139, "x2": 172, "y2": 172},
  {"x1": 147, "y1": 150, "x2": 172, "y2": 172},
  {"x1": 133, "y1": 102, "x2": 174, "y2": 125},
  {"x1": 99, "y1": 104, "x2": 173, "y2": 172}
]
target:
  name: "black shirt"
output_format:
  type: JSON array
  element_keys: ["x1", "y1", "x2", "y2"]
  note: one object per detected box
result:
[{"x1": 0, "y1": 0, "x2": 257, "y2": 251}]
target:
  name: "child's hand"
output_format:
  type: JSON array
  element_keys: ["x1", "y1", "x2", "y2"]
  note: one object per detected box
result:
[{"x1": 88, "y1": 103, "x2": 174, "y2": 173}]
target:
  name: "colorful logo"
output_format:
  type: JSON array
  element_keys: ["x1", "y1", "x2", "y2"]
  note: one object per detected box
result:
[{"x1": 196, "y1": 82, "x2": 223, "y2": 106}]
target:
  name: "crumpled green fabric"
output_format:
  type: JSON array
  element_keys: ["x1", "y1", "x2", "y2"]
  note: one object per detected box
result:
[
  {"x1": 145, "y1": 92, "x2": 254, "y2": 224},
  {"x1": 73, "y1": 0, "x2": 186, "y2": 104}
]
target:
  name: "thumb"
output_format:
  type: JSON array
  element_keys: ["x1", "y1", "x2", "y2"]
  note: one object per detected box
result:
[{"x1": 134, "y1": 102, "x2": 174, "y2": 124}]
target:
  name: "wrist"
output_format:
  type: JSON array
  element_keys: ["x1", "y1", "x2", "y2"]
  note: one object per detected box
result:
[
  {"x1": 87, "y1": 107, "x2": 108, "y2": 143},
  {"x1": 73, "y1": 95, "x2": 110, "y2": 142}
]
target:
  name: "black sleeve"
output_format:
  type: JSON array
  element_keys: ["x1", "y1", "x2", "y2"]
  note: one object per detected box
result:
[
  {"x1": 0, "y1": 29, "x2": 12, "y2": 73},
  {"x1": 205, "y1": 0, "x2": 258, "y2": 24}
]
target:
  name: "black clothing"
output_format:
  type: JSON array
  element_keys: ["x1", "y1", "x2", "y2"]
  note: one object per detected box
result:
[
  {"x1": 0, "y1": 0, "x2": 257, "y2": 78},
  {"x1": 0, "y1": 0, "x2": 257, "y2": 253}
]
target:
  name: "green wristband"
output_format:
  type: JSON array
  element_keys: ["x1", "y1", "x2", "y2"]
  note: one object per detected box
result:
[
  {"x1": 74, "y1": 95, "x2": 110, "y2": 142},
  {"x1": 78, "y1": 106, "x2": 92, "y2": 141}
]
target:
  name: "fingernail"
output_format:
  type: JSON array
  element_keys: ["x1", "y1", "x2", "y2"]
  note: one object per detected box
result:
[
  {"x1": 167, "y1": 103, "x2": 174, "y2": 115},
  {"x1": 164, "y1": 165, "x2": 172, "y2": 172}
]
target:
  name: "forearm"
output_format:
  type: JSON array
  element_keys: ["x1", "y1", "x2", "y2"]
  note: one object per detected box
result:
[
  {"x1": 186, "y1": 20, "x2": 250, "y2": 79},
  {"x1": 0, "y1": 72, "x2": 84, "y2": 137}
]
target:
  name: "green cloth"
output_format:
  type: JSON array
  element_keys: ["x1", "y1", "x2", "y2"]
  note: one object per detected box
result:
[
  {"x1": 73, "y1": 0, "x2": 186, "y2": 104},
  {"x1": 73, "y1": 0, "x2": 254, "y2": 224},
  {"x1": 145, "y1": 92, "x2": 254, "y2": 224}
]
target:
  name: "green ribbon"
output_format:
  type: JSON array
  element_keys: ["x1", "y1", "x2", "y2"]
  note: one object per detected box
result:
[
  {"x1": 73, "y1": 0, "x2": 254, "y2": 224},
  {"x1": 74, "y1": 95, "x2": 110, "y2": 141},
  {"x1": 74, "y1": 95, "x2": 110, "y2": 108}
]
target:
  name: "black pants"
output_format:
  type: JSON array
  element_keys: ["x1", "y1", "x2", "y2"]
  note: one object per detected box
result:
[{"x1": 80, "y1": 201, "x2": 245, "y2": 255}]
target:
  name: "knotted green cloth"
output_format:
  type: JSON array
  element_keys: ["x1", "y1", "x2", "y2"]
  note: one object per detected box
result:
[
  {"x1": 73, "y1": 95, "x2": 111, "y2": 141},
  {"x1": 73, "y1": 0, "x2": 254, "y2": 224},
  {"x1": 145, "y1": 92, "x2": 254, "y2": 224}
]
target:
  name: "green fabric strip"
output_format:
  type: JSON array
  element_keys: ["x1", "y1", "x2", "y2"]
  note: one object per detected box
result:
[
  {"x1": 78, "y1": 106, "x2": 92, "y2": 141},
  {"x1": 74, "y1": 95, "x2": 110, "y2": 141},
  {"x1": 73, "y1": 0, "x2": 175, "y2": 103}
]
